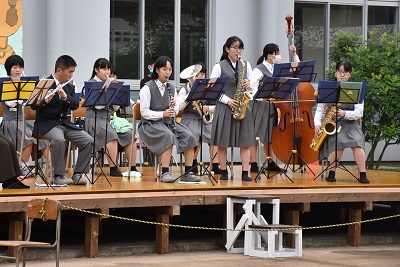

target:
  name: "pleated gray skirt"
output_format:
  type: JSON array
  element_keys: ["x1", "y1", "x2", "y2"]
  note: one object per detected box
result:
[
  {"x1": 180, "y1": 117, "x2": 212, "y2": 144},
  {"x1": 138, "y1": 120, "x2": 197, "y2": 156},
  {"x1": 318, "y1": 119, "x2": 365, "y2": 160}
]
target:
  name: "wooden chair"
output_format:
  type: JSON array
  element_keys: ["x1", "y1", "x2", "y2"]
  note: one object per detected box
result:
[{"x1": 0, "y1": 198, "x2": 62, "y2": 267}]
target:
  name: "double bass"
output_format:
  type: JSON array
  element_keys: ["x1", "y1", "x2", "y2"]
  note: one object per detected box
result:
[{"x1": 271, "y1": 14, "x2": 318, "y2": 168}]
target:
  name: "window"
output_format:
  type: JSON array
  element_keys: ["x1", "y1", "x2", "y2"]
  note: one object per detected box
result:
[
  {"x1": 180, "y1": 0, "x2": 208, "y2": 77},
  {"x1": 110, "y1": 0, "x2": 140, "y2": 79},
  {"x1": 368, "y1": 6, "x2": 397, "y2": 35},
  {"x1": 294, "y1": 3, "x2": 326, "y2": 81}
]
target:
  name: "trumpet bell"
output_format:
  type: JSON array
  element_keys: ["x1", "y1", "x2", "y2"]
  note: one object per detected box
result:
[{"x1": 179, "y1": 64, "x2": 202, "y2": 80}]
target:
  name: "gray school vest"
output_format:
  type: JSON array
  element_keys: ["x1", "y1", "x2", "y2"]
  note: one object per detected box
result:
[{"x1": 141, "y1": 80, "x2": 174, "y2": 125}]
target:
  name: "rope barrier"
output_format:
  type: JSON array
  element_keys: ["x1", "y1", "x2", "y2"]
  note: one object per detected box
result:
[{"x1": 61, "y1": 204, "x2": 400, "y2": 232}]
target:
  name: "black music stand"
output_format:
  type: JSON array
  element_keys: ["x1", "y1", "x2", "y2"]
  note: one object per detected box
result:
[
  {"x1": 313, "y1": 80, "x2": 366, "y2": 182},
  {"x1": 0, "y1": 76, "x2": 38, "y2": 165},
  {"x1": 82, "y1": 80, "x2": 123, "y2": 185},
  {"x1": 272, "y1": 60, "x2": 317, "y2": 174},
  {"x1": 174, "y1": 76, "x2": 228, "y2": 185},
  {"x1": 24, "y1": 78, "x2": 55, "y2": 189},
  {"x1": 253, "y1": 76, "x2": 301, "y2": 183}
]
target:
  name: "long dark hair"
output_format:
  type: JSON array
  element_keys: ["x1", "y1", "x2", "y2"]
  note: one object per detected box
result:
[
  {"x1": 90, "y1": 58, "x2": 111, "y2": 80},
  {"x1": 257, "y1": 43, "x2": 280, "y2": 65},
  {"x1": 220, "y1": 36, "x2": 244, "y2": 61},
  {"x1": 151, "y1": 56, "x2": 173, "y2": 80},
  {"x1": 336, "y1": 60, "x2": 352, "y2": 73}
]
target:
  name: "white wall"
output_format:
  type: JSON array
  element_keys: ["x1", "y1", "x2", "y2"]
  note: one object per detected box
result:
[{"x1": 21, "y1": 0, "x2": 110, "y2": 91}]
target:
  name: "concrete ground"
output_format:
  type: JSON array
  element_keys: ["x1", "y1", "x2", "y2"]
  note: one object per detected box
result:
[{"x1": 1, "y1": 245, "x2": 399, "y2": 267}]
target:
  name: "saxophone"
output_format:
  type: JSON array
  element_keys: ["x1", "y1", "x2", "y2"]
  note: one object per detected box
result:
[
  {"x1": 310, "y1": 103, "x2": 342, "y2": 151},
  {"x1": 232, "y1": 56, "x2": 253, "y2": 120}
]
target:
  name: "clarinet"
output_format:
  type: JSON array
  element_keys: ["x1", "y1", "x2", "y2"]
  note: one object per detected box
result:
[{"x1": 166, "y1": 80, "x2": 177, "y2": 134}]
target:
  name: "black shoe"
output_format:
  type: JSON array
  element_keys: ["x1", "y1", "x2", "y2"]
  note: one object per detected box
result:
[
  {"x1": 212, "y1": 167, "x2": 222, "y2": 174},
  {"x1": 358, "y1": 176, "x2": 370, "y2": 184},
  {"x1": 242, "y1": 175, "x2": 252, "y2": 181},
  {"x1": 326, "y1": 171, "x2": 336, "y2": 182},
  {"x1": 110, "y1": 167, "x2": 123, "y2": 177},
  {"x1": 219, "y1": 173, "x2": 228, "y2": 180},
  {"x1": 267, "y1": 162, "x2": 282, "y2": 172},
  {"x1": 2, "y1": 176, "x2": 30, "y2": 189},
  {"x1": 250, "y1": 165, "x2": 259, "y2": 173}
]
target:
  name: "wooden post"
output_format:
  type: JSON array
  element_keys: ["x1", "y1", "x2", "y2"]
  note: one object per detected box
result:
[
  {"x1": 283, "y1": 203, "x2": 310, "y2": 248},
  {"x1": 85, "y1": 216, "x2": 100, "y2": 258},
  {"x1": 155, "y1": 214, "x2": 169, "y2": 254},
  {"x1": 348, "y1": 208, "x2": 362, "y2": 246},
  {"x1": 8, "y1": 220, "x2": 24, "y2": 258}
]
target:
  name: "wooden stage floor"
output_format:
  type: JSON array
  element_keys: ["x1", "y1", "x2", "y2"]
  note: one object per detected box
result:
[
  {"x1": 1, "y1": 163, "x2": 400, "y2": 257},
  {"x1": 1, "y1": 164, "x2": 399, "y2": 195}
]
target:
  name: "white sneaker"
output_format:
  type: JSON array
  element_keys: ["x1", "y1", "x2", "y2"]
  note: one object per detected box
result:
[
  {"x1": 181, "y1": 172, "x2": 201, "y2": 182},
  {"x1": 53, "y1": 175, "x2": 73, "y2": 185},
  {"x1": 160, "y1": 172, "x2": 176, "y2": 183}
]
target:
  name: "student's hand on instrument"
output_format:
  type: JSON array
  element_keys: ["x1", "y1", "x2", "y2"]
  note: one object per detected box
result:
[
  {"x1": 335, "y1": 109, "x2": 346, "y2": 118},
  {"x1": 228, "y1": 99, "x2": 239, "y2": 110},
  {"x1": 242, "y1": 79, "x2": 250, "y2": 88},
  {"x1": 203, "y1": 105, "x2": 210, "y2": 113},
  {"x1": 170, "y1": 97, "x2": 176, "y2": 106},
  {"x1": 58, "y1": 87, "x2": 67, "y2": 99},
  {"x1": 163, "y1": 108, "x2": 175, "y2": 118},
  {"x1": 290, "y1": 44, "x2": 297, "y2": 56},
  {"x1": 46, "y1": 89, "x2": 55, "y2": 102},
  {"x1": 314, "y1": 125, "x2": 321, "y2": 136}
]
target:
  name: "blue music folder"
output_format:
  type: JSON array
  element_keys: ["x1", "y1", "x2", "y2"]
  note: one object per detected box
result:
[
  {"x1": 254, "y1": 76, "x2": 300, "y2": 101},
  {"x1": 109, "y1": 84, "x2": 130, "y2": 107},
  {"x1": 272, "y1": 59, "x2": 316, "y2": 82}
]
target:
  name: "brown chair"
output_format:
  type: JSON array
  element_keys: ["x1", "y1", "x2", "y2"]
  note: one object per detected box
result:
[
  {"x1": 21, "y1": 106, "x2": 52, "y2": 179},
  {"x1": 0, "y1": 198, "x2": 62, "y2": 267}
]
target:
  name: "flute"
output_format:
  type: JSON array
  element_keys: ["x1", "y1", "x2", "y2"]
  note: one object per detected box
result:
[{"x1": 44, "y1": 77, "x2": 74, "y2": 100}]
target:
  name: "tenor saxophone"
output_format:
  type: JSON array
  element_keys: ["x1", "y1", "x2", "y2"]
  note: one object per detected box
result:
[
  {"x1": 232, "y1": 56, "x2": 253, "y2": 120},
  {"x1": 310, "y1": 103, "x2": 342, "y2": 151}
]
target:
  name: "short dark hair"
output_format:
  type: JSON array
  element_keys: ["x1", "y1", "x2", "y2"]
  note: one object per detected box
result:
[
  {"x1": 4, "y1": 55, "x2": 24, "y2": 76},
  {"x1": 151, "y1": 56, "x2": 173, "y2": 80},
  {"x1": 54, "y1": 55, "x2": 77, "y2": 72},
  {"x1": 336, "y1": 60, "x2": 352, "y2": 73}
]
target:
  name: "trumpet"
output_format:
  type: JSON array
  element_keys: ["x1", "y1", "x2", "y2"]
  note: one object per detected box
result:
[{"x1": 44, "y1": 77, "x2": 74, "y2": 100}]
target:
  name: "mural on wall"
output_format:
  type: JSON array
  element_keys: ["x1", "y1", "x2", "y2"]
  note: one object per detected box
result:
[{"x1": 0, "y1": 0, "x2": 23, "y2": 77}]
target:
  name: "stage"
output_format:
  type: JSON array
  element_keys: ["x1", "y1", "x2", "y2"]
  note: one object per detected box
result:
[{"x1": 1, "y1": 164, "x2": 400, "y2": 258}]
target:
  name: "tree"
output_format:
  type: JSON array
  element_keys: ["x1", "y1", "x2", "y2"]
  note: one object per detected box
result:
[{"x1": 328, "y1": 30, "x2": 400, "y2": 169}]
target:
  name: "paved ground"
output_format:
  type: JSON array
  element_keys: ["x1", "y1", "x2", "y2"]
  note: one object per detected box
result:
[{"x1": 1, "y1": 245, "x2": 399, "y2": 267}]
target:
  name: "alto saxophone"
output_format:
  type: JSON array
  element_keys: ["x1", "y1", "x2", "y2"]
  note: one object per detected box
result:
[
  {"x1": 310, "y1": 103, "x2": 342, "y2": 151},
  {"x1": 232, "y1": 56, "x2": 253, "y2": 120}
]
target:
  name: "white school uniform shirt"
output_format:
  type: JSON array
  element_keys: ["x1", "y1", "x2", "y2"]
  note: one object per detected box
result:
[
  {"x1": 140, "y1": 79, "x2": 180, "y2": 121},
  {"x1": 210, "y1": 59, "x2": 253, "y2": 104}
]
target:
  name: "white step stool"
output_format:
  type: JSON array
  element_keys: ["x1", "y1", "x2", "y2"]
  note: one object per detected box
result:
[
  {"x1": 248, "y1": 224, "x2": 302, "y2": 258},
  {"x1": 226, "y1": 195, "x2": 280, "y2": 255}
]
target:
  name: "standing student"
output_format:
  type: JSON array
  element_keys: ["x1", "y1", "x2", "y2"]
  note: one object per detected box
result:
[
  {"x1": 1, "y1": 55, "x2": 49, "y2": 176},
  {"x1": 210, "y1": 36, "x2": 256, "y2": 181},
  {"x1": 177, "y1": 63, "x2": 221, "y2": 174},
  {"x1": 140, "y1": 56, "x2": 158, "y2": 89},
  {"x1": 249, "y1": 43, "x2": 300, "y2": 173},
  {"x1": 138, "y1": 56, "x2": 201, "y2": 183},
  {"x1": 34, "y1": 55, "x2": 93, "y2": 185},
  {"x1": 0, "y1": 132, "x2": 30, "y2": 189},
  {"x1": 85, "y1": 58, "x2": 138, "y2": 176},
  {"x1": 314, "y1": 60, "x2": 369, "y2": 184}
]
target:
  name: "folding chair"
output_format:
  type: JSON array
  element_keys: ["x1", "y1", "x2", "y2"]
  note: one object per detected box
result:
[{"x1": 0, "y1": 198, "x2": 62, "y2": 267}]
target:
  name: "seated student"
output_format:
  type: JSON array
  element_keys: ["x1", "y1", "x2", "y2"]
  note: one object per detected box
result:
[
  {"x1": 177, "y1": 62, "x2": 221, "y2": 174},
  {"x1": 0, "y1": 132, "x2": 30, "y2": 189},
  {"x1": 1, "y1": 55, "x2": 50, "y2": 175},
  {"x1": 84, "y1": 58, "x2": 138, "y2": 176},
  {"x1": 138, "y1": 56, "x2": 201, "y2": 183},
  {"x1": 33, "y1": 55, "x2": 93, "y2": 185},
  {"x1": 140, "y1": 56, "x2": 158, "y2": 89}
]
